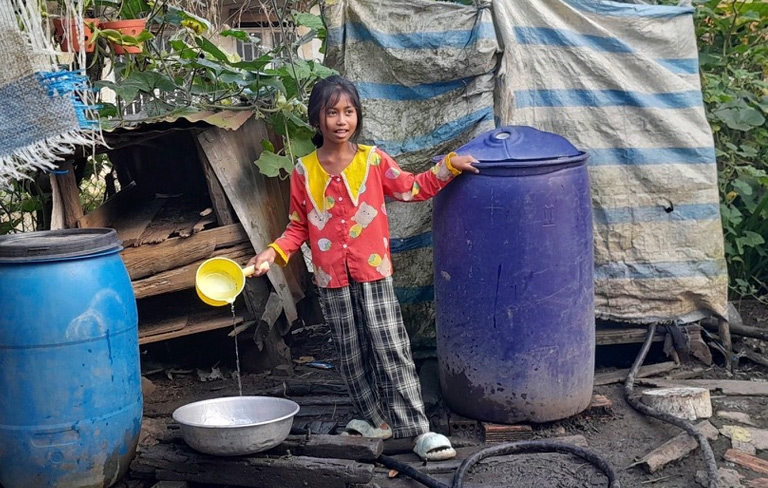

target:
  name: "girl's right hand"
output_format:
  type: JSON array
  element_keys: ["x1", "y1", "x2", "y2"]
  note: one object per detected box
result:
[{"x1": 247, "y1": 248, "x2": 277, "y2": 277}]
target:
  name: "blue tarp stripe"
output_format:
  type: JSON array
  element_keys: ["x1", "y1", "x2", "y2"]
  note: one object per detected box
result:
[
  {"x1": 327, "y1": 22, "x2": 496, "y2": 50},
  {"x1": 395, "y1": 286, "x2": 434, "y2": 304},
  {"x1": 372, "y1": 107, "x2": 494, "y2": 156},
  {"x1": 514, "y1": 27, "x2": 635, "y2": 53},
  {"x1": 595, "y1": 260, "x2": 727, "y2": 280},
  {"x1": 587, "y1": 147, "x2": 715, "y2": 166},
  {"x1": 390, "y1": 232, "x2": 433, "y2": 254},
  {"x1": 594, "y1": 203, "x2": 720, "y2": 225},
  {"x1": 562, "y1": 0, "x2": 694, "y2": 18},
  {"x1": 654, "y1": 58, "x2": 699, "y2": 75},
  {"x1": 514, "y1": 88, "x2": 704, "y2": 109},
  {"x1": 356, "y1": 77, "x2": 479, "y2": 101}
]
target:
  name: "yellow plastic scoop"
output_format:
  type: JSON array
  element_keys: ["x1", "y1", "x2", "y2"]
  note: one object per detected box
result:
[{"x1": 195, "y1": 257, "x2": 265, "y2": 307}]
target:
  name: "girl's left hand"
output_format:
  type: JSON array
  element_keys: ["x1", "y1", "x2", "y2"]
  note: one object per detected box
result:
[{"x1": 451, "y1": 154, "x2": 480, "y2": 174}]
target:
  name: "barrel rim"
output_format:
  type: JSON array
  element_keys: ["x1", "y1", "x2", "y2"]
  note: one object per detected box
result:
[{"x1": 0, "y1": 228, "x2": 122, "y2": 262}]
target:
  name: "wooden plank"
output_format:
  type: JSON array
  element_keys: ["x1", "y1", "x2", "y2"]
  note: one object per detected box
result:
[
  {"x1": 724, "y1": 449, "x2": 768, "y2": 476},
  {"x1": 596, "y1": 325, "x2": 700, "y2": 346},
  {"x1": 115, "y1": 198, "x2": 166, "y2": 247},
  {"x1": 195, "y1": 138, "x2": 237, "y2": 226},
  {"x1": 131, "y1": 242, "x2": 252, "y2": 299},
  {"x1": 138, "y1": 316, "x2": 189, "y2": 340},
  {"x1": 49, "y1": 161, "x2": 84, "y2": 230},
  {"x1": 746, "y1": 479, "x2": 768, "y2": 488},
  {"x1": 594, "y1": 361, "x2": 679, "y2": 386},
  {"x1": 637, "y1": 379, "x2": 768, "y2": 397},
  {"x1": 78, "y1": 181, "x2": 138, "y2": 228},
  {"x1": 139, "y1": 312, "x2": 244, "y2": 345},
  {"x1": 196, "y1": 118, "x2": 300, "y2": 323},
  {"x1": 132, "y1": 443, "x2": 373, "y2": 488},
  {"x1": 269, "y1": 434, "x2": 383, "y2": 462},
  {"x1": 633, "y1": 420, "x2": 719, "y2": 473},
  {"x1": 121, "y1": 224, "x2": 249, "y2": 280}
]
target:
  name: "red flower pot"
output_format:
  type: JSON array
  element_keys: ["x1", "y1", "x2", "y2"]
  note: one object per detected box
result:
[
  {"x1": 53, "y1": 18, "x2": 100, "y2": 53},
  {"x1": 101, "y1": 19, "x2": 147, "y2": 55}
]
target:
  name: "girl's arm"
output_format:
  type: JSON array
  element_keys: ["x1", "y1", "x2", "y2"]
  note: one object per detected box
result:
[
  {"x1": 379, "y1": 149, "x2": 478, "y2": 202},
  {"x1": 248, "y1": 169, "x2": 309, "y2": 274}
]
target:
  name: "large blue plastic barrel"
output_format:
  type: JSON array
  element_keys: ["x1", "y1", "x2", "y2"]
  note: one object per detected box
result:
[
  {"x1": 0, "y1": 228, "x2": 142, "y2": 488},
  {"x1": 433, "y1": 126, "x2": 594, "y2": 424}
]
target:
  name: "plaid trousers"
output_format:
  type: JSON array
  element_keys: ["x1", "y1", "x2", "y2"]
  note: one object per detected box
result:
[{"x1": 318, "y1": 276, "x2": 430, "y2": 438}]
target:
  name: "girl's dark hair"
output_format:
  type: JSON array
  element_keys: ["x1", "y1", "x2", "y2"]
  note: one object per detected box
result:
[{"x1": 308, "y1": 75, "x2": 364, "y2": 147}]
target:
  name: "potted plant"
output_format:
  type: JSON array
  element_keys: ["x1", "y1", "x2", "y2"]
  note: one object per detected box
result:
[{"x1": 99, "y1": 0, "x2": 151, "y2": 54}]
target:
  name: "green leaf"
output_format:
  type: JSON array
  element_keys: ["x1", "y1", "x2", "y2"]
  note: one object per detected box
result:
[
  {"x1": 195, "y1": 36, "x2": 229, "y2": 62},
  {"x1": 288, "y1": 134, "x2": 316, "y2": 158},
  {"x1": 220, "y1": 29, "x2": 260, "y2": 44},
  {"x1": 714, "y1": 106, "x2": 766, "y2": 131},
  {"x1": 294, "y1": 12, "x2": 325, "y2": 32},
  {"x1": 254, "y1": 150, "x2": 293, "y2": 177},
  {"x1": 261, "y1": 139, "x2": 276, "y2": 153}
]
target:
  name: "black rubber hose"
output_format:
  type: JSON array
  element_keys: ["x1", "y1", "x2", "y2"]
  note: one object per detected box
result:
[
  {"x1": 378, "y1": 454, "x2": 450, "y2": 488},
  {"x1": 450, "y1": 440, "x2": 620, "y2": 488},
  {"x1": 624, "y1": 323, "x2": 719, "y2": 488},
  {"x1": 378, "y1": 440, "x2": 621, "y2": 488}
]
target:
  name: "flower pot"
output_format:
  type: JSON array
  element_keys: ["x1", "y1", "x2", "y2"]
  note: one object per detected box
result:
[
  {"x1": 52, "y1": 18, "x2": 100, "y2": 53},
  {"x1": 101, "y1": 19, "x2": 147, "y2": 55}
]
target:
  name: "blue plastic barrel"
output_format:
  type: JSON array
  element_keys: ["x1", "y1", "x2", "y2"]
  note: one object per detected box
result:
[
  {"x1": 433, "y1": 126, "x2": 594, "y2": 423},
  {"x1": 0, "y1": 229, "x2": 142, "y2": 488}
]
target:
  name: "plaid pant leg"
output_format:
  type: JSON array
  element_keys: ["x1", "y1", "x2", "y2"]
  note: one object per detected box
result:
[
  {"x1": 318, "y1": 284, "x2": 388, "y2": 427},
  {"x1": 358, "y1": 277, "x2": 430, "y2": 438}
]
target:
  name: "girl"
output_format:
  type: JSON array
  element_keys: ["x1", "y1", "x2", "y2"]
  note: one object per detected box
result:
[{"x1": 248, "y1": 75, "x2": 479, "y2": 461}]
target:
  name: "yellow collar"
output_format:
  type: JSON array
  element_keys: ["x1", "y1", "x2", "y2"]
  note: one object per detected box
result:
[{"x1": 299, "y1": 145, "x2": 375, "y2": 212}]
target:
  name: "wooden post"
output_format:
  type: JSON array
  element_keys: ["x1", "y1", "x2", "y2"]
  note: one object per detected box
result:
[
  {"x1": 49, "y1": 161, "x2": 83, "y2": 229},
  {"x1": 718, "y1": 317, "x2": 733, "y2": 373}
]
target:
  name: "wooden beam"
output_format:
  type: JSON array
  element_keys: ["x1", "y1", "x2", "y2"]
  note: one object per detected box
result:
[
  {"x1": 637, "y1": 379, "x2": 768, "y2": 397},
  {"x1": 121, "y1": 224, "x2": 249, "y2": 280},
  {"x1": 132, "y1": 443, "x2": 373, "y2": 488},
  {"x1": 78, "y1": 181, "x2": 138, "y2": 228},
  {"x1": 131, "y1": 242, "x2": 252, "y2": 299},
  {"x1": 269, "y1": 434, "x2": 383, "y2": 463},
  {"x1": 593, "y1": 362, "x2": 678, "y2": 386},
  {"x1": 595, "y1": 324, "x2": 701, "y2": 346},
  {"x1": 139, "y1": 311, "x2": 244, "y2": 345},
  {"x1": 724, "y1": 449, "x2": 768, "y2": 476},
  {"x1": 196, "y1": 118, "x2": 300, "y2": 323},
  {"x1": 196, "y1": 139, "x2": 237, "y2": 226}
]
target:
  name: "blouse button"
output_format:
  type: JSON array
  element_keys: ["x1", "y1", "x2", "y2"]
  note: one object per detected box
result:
[
  {"x1": 336, "y1": 177, "x2": 341, "y2": 182},
  {"x1": 342, "y1": 244, "x2": 348, "y2": 249},
  {"x1": 341, "y1": 219, "x2": 346, "y2": 224},
  {"x1": 338, "y1": 197, "x2": 343, "y2": 202}
]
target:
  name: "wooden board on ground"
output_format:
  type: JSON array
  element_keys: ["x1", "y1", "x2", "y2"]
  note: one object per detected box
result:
[
  {"x1": 196, "y1": 118, "x2": 301, "y2": 323},
  {"x1": 595, "y1": 324, "x2": 701, "y2": 346},
  {"x1": 594, "y1": 362, "x2": 678, "y2": 386},
  {"x1": 724, "y1": 449, "x2": 768, "y2": 476},
  {"x1": 636, "y1": 379, "x2": 768, "y2": 396},
  {"x1": 633, "y1": 420, "x2": 719, "y2": 473},
  {"x1": 131, "y1": 442, "x2": 374, "y2": 488}
]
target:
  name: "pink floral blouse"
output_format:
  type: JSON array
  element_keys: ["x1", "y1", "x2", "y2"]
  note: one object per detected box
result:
[{"x1": 270, "y1": 145, "x2": 460, "y2": 288}]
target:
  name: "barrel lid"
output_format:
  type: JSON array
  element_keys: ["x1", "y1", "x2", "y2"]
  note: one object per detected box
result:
[
  {"x1": 0, "y1": 228, "x2": 122, "y2": 262},
  {"x1": 454, "y1": 126, "x2": 586, "y2": 163}
]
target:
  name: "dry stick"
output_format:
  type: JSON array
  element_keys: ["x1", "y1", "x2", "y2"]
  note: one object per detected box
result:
[{"x1": 624, "y1": 324, "x2": 719, "y2": 488}]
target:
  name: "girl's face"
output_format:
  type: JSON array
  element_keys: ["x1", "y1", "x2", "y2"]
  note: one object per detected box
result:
[{"x1": 319, "y1": 93, "x2": 358, "y2": 146}]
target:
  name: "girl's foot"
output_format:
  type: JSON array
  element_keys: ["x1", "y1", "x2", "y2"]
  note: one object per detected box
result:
[
  {"x1": 340, "y1": 419, "x2": 393, "y2": 439},
  {"x1": 413, "y1": 432, "x2": 456, "y2": 461}
]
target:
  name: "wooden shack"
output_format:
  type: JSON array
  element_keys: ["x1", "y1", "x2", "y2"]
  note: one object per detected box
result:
[{"x1": 48, "y1": 112, "x2": 311, "y2": 369}]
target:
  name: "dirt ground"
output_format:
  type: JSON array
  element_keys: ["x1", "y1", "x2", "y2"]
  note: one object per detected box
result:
[{"x1": 125, "y1": 300, "x2": 768, "y2": 488}]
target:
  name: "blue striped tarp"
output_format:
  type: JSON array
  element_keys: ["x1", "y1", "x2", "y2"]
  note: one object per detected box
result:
[
  {"x1": 495, "y1": 0, "x2": 727, "y2": 323},
  {"x1": 323, "y1": 0, "x2": 499, "y2": 343}
]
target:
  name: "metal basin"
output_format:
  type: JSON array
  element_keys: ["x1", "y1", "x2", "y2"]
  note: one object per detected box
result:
[{"x1": 172, "y1": 396, "x2": 300, "y2": 456}]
